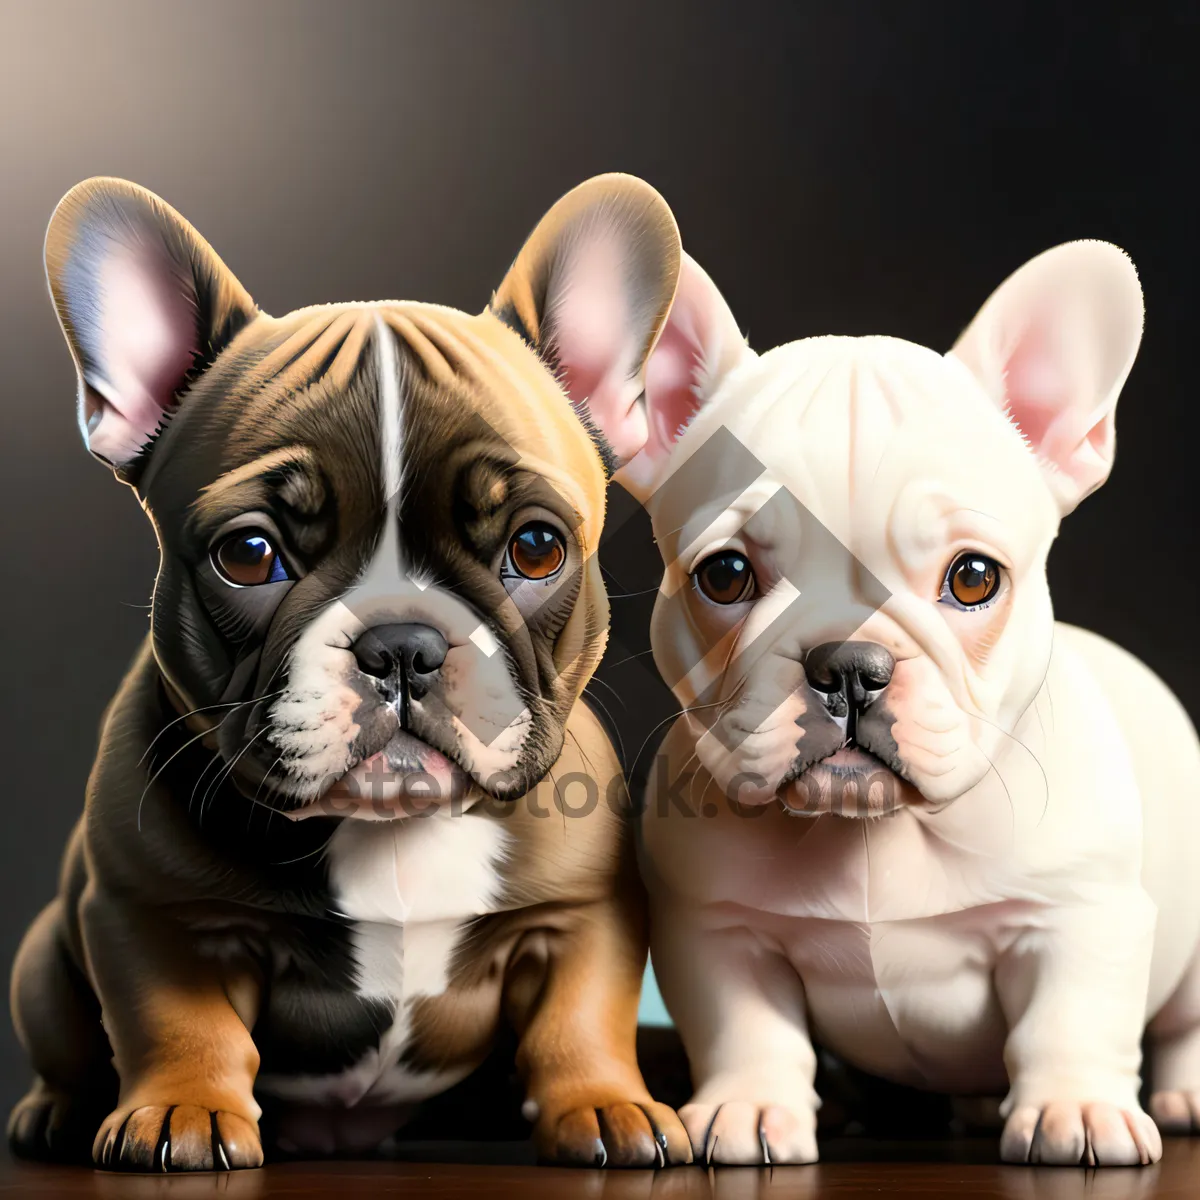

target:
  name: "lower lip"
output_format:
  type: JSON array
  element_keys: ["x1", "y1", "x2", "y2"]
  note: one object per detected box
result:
[
  {"x1": 821, "y1": 746, "x2": 880, "y2": 770},
  {"x1": 286, "y1": 734, "x2": 458, "y2": 821},
  {"x1": 781, "y1": 748, "x2": 905, "y2": 818}
]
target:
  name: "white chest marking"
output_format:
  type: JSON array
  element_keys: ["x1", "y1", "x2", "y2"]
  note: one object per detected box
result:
[{"x1": 257, "y1": 813, "x2": 508, "y2": 1108}]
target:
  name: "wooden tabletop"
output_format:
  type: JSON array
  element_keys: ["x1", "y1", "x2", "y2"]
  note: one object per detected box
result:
[{"x1": 5, "y1": 1137, "x2": 1200, "y2": 1199}]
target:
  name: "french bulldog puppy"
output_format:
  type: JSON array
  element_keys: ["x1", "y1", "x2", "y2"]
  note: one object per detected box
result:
[
  {"x1": 628, "y1": 246, "x2": 1200, "y2": 1166},
  {"x1": 9, "y1": 175, "x2": 694, "y2": 1171}
]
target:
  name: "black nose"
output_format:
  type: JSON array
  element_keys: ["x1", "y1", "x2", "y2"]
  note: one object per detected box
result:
[
  {"x1": 352, "y1": 623, "x2": 449, "y2": 697},
  {"x1": 804, "y1": 641, "x2": 895, "y2": 713}
]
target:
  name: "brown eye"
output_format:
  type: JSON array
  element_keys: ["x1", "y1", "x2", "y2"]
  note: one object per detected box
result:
[
  {"x1": 508, "y1": 522, "x2": 566, "y2": 581},
  {"x1": 945, "y1": 552, "x2": 1001, "y2": 608},
  {"x1": 213, "y1": 531, "x2": 290, "y2": 587},
  {"x1": 693, "y1": 550, "x2": 756, "y2": 605}
]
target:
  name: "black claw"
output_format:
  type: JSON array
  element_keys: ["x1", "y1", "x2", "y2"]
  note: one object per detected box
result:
[
  {"x1": 210, "y1": 1110, "x2": 227, "y2": 1172},
  {"x1": 636, "y1": 1104, "x2": 669, "y2": 1168},
  {"x1": 154, "y1": 1106, "x2": 176, "y2": 1173},
  {"x1": 1026, "y1": 1111, "x2": 1046, "y2": 1165},
  {"x1": 589, "y1": 1107, "x2": 610, "y2": 1167},
  {"x1": 33, "y1": 1102, "x2": 52, "y2": 1152},
  {"x1": 110, "y1": 1112, "x2": 133, "y2": 1168},
  {"x1": 703, "y1": 1105, "x2": 724, "y2": 1167}
]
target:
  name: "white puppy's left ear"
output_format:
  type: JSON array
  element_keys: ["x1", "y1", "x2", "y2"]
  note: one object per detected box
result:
[
  {"x1": 949, "y1": 240, "x2": 1144, "y2": 515},
  {"x1": 616, "y1": 253, "x2": 753, "y2": 500}
]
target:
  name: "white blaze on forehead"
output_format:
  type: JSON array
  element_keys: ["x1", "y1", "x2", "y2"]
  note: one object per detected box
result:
[
  {"x1": 374, "y1": 312, "x2": 404, "y2": 506},
  {"x1": 367, "y1": 310, "x2": 499, "y2": 655}
]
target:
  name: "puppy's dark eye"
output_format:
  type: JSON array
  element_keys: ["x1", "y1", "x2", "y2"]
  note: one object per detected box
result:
[
  {"x1": 944, "y1": 552, "x2": 1001, "y2": 608},
  {"x1": 213, "y1": 531, "x2": 291, "y2": 587},
  {"x1": 693, "y1": 550, "x2": 756, "y2": 605},
  {"x1": 507, "y1": 522, "x2": 566, "y2": 581}
]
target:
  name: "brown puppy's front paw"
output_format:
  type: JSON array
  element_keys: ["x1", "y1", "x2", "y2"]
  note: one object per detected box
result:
[
  {"x1": 94, "y1": 1105, "x2": 263, "y2": 1171},
  {"x1": 9, "y1": 1086, "x2": 100, "y2": 1163},
  {"x1": 538, "y1": 1100, "x2": 692, "y2": 1167},
  {"x1": 679, "y1": 1100, "x2": 819, "y2": 1165},
  {"x1": 1001, "y1": 1100, "x2": 1161, "y2": 1166}
]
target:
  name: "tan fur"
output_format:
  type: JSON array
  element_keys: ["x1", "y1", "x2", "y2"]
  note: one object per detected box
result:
[{"x1": 12, "y1": 173, "x2": 690, "y2": 1171}]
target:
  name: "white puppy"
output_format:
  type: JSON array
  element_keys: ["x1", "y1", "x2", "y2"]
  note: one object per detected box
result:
[{"x1": 624, "y1": 245, "x2": 1200, "y2": 1167}]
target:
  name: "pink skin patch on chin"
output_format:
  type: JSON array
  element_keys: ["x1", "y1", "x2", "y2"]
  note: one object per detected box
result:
[{"x1": 285, "y1": 737, "x2": 457, "y2": 822}]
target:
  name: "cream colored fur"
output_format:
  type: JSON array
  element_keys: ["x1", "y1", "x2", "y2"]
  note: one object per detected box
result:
[{"x1": 629, "y1": 245, "x2": 1200, "y2": 1167}]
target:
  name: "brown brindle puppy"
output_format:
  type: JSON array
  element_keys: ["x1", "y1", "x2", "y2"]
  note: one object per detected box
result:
[{"x1": 8, "y1": 175, "x2": 691, "y2": 1170}]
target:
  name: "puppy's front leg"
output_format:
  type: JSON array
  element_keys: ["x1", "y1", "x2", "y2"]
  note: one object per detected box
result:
[
  {"x1": 652, "y1": 899, "x2": 819, "y2": 1165},
  {"x1": 505, "y1": 893, "x2": 692, "y2": 1168},
  {"x1": 81, "y1": 892, "x2": 263, "y2": 1171},
  {"x1": 995, "y1": 888, "x2": 1161, "y2": 1166}
]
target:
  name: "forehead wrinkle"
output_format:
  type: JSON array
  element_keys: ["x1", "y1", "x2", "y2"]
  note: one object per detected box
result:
[
  {"x1": 411, "y1": 305, "x2": 607, "y2": 553},
  {"x1": 399, "y1": 308, "x2": 492, "y2": 386},
  {"x1": 226, "y1": 315, "x2": 377, "y2": 461},
  {"x1": 193, "y1": 445, "x2": 318, "y2": 521},
  {"x1": 239, "y1": 309, "x2": 359, "y2": 393},
  {"x1": 379, "y1": 309, "x2": 459, "y2": 391},
  {"x1": 436, "y1": 308, "x2": 601, "y2": 500}
]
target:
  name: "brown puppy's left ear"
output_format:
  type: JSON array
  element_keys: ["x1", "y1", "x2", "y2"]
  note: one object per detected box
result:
[
  {"x1": 45, "y1": 177, "x2": 259, "y2": 482},
  {"x1": 489, "y1": 174, "x2": 681, "y2": 469}
]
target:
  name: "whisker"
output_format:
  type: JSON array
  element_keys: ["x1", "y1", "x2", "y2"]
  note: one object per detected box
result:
[
  {"x1": 628, "y1": 696, "x2": 734, "y2": 787},
  {"x1": 138, "y1": 696, "x2": 274, "y2": 767},
  {"x1": 199, "y1": 728, "x2": 268, "y2": 822},
  {"x1": 583, "y1": 673, "x2": 626, "y2": 710},
  {"x1": 186, "y1": 743, "x2": 233, "y2": 817},
  {"x1": 967, "y1": 709, "x2": 1052, "y2": 824},
  {"x1": 137, "y1": 710, "x2": 244, "y2": 833},
  {"x1": 579, "y1": 689, "x2": 625, "y2": 765},
  {"x1": 603, "y1": 647, "x2": 657, "y2": 670},
  {"x1": 269, "y1": 828, "x2": 338, "y2": 868}
]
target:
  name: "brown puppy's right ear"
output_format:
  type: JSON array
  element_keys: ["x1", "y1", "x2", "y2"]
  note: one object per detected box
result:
[
  {"x1": 45, "y1": 177, "x2": 258, "y2": 482},
  {"x1": 489, "y1": 173, "x2": 682, "y2": 470}
]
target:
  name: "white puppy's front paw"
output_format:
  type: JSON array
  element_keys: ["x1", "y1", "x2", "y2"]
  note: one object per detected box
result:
[
  {"x1": 1149, "y1": 1089, "x2": 1200, "y2": 1134},
  {"x1": 1000, "y1": 1101, "x2": 1161, "y2": 1166},
  {"x1": 679, "y1": 1100, "x2": 818, "y2": 1165}
]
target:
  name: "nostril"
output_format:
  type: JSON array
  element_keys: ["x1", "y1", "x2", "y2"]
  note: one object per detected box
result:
[
  {"x1": 350, "y1": 623, "x2": 449, "y2": 684},
  {"x1": 351, "y1": 635, "x2": 393, "y2": 679},
  {"x1": 807, "y1": 668, "x2": 842, "y2": 695},
  {"x1": 805, "y1": 641, "x2": 895, "y2": 705},
  {"x1": 403, "y1": 628, "x2": 449, "y2": 677},
  {"x1": 859, "y1": 667, "x2": 893, "y2": 692},
  {"x1": 857, "y1": 650, "x2": 896, "y2": 693}
]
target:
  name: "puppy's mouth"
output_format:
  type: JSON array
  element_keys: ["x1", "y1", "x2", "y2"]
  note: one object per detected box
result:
[
  {"x1": 780, "y1": 741, "x2": 910, "y2": 819},
  {"x1": 284, "y1": 726, "x2": 465, "y2": 822}
]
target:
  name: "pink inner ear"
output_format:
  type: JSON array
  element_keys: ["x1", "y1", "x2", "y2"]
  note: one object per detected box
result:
[
  {"x1": 1003, "y1": 322, "x2": 1066, "y2": 447},
  {"x1": 88, "y1": 248, "x2": 197, "y2": 463},
  {"x1": 643, "y1": 313, "x2": 705, "y2": 461},
  {"x1": 551, "y1": 233, "x2": 650, "y2": 464}
]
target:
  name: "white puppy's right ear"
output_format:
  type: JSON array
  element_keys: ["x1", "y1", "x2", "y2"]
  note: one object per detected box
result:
[
  {"x1": 949, "y1": 240, "x2": 1144, "y2": 515},
  {"x1": 45, "y1": 177, "x2": 258, "y2": 480},
  {"x1": 615, "y1": 253, "x2": 753, "y2": 500}
]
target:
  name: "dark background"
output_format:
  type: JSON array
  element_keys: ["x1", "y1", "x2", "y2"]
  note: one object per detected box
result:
[{"x1": 0, "y1": 0, "x2": 1197, "y2": 1113}]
